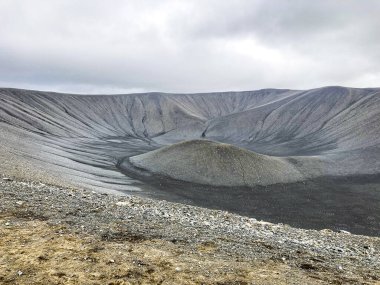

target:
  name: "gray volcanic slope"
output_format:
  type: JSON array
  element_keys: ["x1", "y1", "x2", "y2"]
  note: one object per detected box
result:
[
  {"x1": 2, "y1": 86, "x2": 380, "y2": 234},
  {"x1": 1, "y1": 86, "x2": 380, "y2": 190}
]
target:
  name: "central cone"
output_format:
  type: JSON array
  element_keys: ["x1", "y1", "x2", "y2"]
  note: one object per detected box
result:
[{"x1": 125, "y1": 140, "x2": 303, "y2": 187}]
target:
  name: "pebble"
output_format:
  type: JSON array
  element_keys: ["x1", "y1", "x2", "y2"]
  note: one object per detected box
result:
[
  {"x1": 116, "y1": 201, "x2": 130, "y2": 206},
  {"x1": 2, "y1": 177, "x2": 13, "y2": 182}
]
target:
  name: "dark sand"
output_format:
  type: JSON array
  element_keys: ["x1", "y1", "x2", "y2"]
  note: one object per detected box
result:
[{"x1": 119, "y1": 158, "x2": 380, "y2": 236}]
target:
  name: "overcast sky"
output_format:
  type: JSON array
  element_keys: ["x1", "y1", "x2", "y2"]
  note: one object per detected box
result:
[{"x1": 0, "y1": 0, "x2": 379, "y2": 94}]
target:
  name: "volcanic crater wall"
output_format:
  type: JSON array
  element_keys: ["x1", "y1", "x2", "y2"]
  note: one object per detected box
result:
[{"x1": 1, "y1": 86, "x2": 380, "y2": 190}]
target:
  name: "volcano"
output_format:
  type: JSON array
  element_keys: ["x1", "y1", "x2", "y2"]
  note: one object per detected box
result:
[{"x1": 1, "y1": 86, "x2": 380, "y2": 234}]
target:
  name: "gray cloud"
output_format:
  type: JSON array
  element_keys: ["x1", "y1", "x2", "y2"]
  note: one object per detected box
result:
[{"x1": 0, "y1": 0, "x2": 379, "y2": 94}]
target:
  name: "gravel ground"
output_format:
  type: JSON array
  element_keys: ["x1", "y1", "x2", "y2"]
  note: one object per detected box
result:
[{"x1": 1, "y1": 176, "x2": 380, "y2": 284}]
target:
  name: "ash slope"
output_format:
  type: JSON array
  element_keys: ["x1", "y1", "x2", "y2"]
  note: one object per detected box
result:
[
  {"x1": 1, "y1": 86, "x2": 380, "y2": 187},
  {"x1": 125, "y1": 140, "x2": 303, "y2": 187},
  {"x1": 1, "y1": 86, "x2": 380, "y2": 188}
]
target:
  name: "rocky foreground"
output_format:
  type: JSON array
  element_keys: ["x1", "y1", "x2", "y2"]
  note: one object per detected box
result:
[{"x1": 0, "y1": 177, "x2": 379, "y2": 285}]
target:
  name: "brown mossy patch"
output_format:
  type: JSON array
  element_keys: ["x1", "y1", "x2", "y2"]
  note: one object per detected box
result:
[{"x1": 0, "y1": 214, "x2": 352, "y2": 285}]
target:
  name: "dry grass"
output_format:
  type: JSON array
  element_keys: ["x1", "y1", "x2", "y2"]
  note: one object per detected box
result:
[{"x1": 0, "y1": 214, "x2": 344, "y2": 285}]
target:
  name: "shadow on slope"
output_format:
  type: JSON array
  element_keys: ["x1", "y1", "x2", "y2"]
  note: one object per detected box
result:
[{"x1": 118, "y1": 158, "x2": 380, "y2": 236}]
